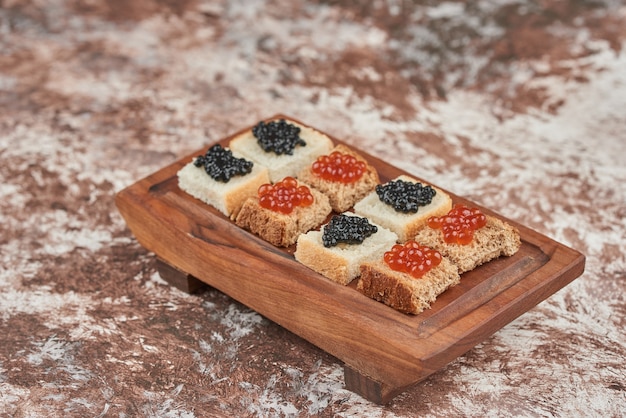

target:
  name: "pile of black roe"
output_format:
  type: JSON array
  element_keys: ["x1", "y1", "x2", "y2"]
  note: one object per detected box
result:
[
  {"x1": 252, "y1": 119, "x2": 306, "y2": 155},
  {"x1": 376, "y1": 179, "x2": 436, "y2": 213},
  {"x1": 322, "y1": 214, "x2": 378, "y2": 248},
  {"x1": 194, "y1": 144, "x2": 253, "y2": 183}
]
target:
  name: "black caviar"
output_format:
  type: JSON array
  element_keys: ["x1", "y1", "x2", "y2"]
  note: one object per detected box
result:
[
  {"x1": 252, "y1": 119, "x2": 306, "y2": 155},
  {"x1": 322, "y1": 214, "x2": 378, "y2": 248},
  {"x1": 194, "y1": 144, "x2": 253, "y2": 183},
  {"x1": 376, "y1": 179, "x2": 436, "y2": 213}
]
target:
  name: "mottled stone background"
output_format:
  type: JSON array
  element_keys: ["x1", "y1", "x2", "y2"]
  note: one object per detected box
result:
[{"x1": 1, "y1": 1, "x2": 625, "y2": 417}]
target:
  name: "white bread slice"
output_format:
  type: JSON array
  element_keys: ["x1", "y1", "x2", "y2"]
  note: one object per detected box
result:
[
  {"x1": 414, "y1": 215, "x2": 521, "y2": 274},
  {"x1": 177, "y1": 157, "x2": 270, "y2": 219},
  {"x1": 234, "y1": 181, "x2": 331, "y2": 247},
  {"x1": 353, "y1": 175, "x2": 452, "y2": 242},
  {"x1": 229, "y1": 118, "x2": 334, "y2": 183},
  {"x1": 358, "y1": 255, "x2": 460, "y2": 315},
  {"x1": 294, "y1": 213, "x2": 398, "y2": 285},
  {"x1": 297, "y1": 144, "x2": 380, "y2": 213}
]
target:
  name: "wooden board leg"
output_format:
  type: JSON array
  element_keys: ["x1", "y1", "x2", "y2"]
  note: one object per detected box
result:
[
  {"x1": 155, "y1": 258, "x2": 206, "y2": 294},
  {"x1": 343, "y1": 364, "x2": 403, "y2": 405}
]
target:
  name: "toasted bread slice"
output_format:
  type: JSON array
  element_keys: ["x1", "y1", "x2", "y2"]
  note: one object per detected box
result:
[
  {"x1": 358, "y1": 255, "x2": 460, "y2": 315},
  {"x1": 414, "y1": 215, "x2": 521, "y2": 273},
  {"x1": 353, "y1": 175, "x2": 452, "y2": 242},
  {"x1": 297, "y1": 144, "x2": 380, "y2": 213},
  {"x1": 234, "y1": 182, "x2": 331, "y2": 247}
]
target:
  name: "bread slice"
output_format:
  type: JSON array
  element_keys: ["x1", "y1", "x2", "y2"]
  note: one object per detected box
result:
[
  {"x1": 229, "y1": 118, "x2": 334, "y2": 183},
  {"x1": 234, "y1": 182, "x2": 332, "y2": 247},
  {"x1": 294, "y1": 213, "x2": 398, "y2": 285},
  {"x1": 413, "y1": 215, "x2": 521, "y2": 274},
  {"x1": 177, "y1": 156, "x2": 270, "y2": 218},
  {"x1": 297, "y1": 144, "x2": 380, "y2": 213},
  {"x1": 358, "y1": 255, "x2": 460, "y2": 315},
  {"x1": 352, "y1": 175, "x2": 452, "y2": 242}
]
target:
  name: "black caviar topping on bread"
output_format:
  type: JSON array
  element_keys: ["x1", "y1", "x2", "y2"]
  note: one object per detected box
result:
[
  {"x1": 376, "y1": 179, "x2": 436, "y2": 213},
  {"x1": 252, "y1": 119, "x2": 306, "y2": 155},
  {"x1": 194, "y1": 144, "x2": 253, "y2": 183},
  {"x1": 322, "y1": 214, "x2": 378, "y2": 248}
]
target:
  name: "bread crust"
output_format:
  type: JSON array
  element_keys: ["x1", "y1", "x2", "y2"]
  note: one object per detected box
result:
[
  {"x1": 297, "y1": 144, "x2": 380, "y2": 213},
  {"x1": 234, "y1": 184, "x2": 331, "y2": 247},
  {"x1": 358, "y1": 256, "x2": 460, "y2": 315},
  {"x1": 413, "y1": 215, "x2": 521, "y2": 273}
]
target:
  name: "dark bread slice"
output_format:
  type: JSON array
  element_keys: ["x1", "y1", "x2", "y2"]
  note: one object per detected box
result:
[
  {"x1": 358, "y1": 256, "x2": 460, "y2": 315},
  {"x1": 413, "y1": 215, "x2": 521, "y2": 274},
  {"x1": 297, "y1": 144, "x2": 380, "y2": 213},
  {"x1": 234, "y1": 184, "x2": 331, "y2": 247}
]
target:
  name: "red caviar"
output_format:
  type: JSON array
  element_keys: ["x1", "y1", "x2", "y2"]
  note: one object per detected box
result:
[
  {"x1": 383, "y1": 240, "x2": 442, "y2": 279},
  {"x1": 258, "y1": 177, "x2": 314, "y2": 214},
  {"x1": 427, "y1": 204, "x2": 487, "y2": 245},
  {"x1": 311, "y1": 151, "x2": 366, "y2": 183}
]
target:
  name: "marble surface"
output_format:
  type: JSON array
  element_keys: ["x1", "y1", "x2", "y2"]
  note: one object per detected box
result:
[{"x1": 1, "y1": 1, "x2": 625, "y2": 416}]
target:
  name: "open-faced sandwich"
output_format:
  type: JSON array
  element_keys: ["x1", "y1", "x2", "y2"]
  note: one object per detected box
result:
[
  {"x1": 229, "y1": 118, "x2": 334, "y2": 183},
  {"x1": 235, "y1": 176, "x2": 332, "y2": 247},
  {"x1": 295, "y1": 213, "x2": 398, "y2": 285},
  {"x1": 357, "y1": 240, "x2": 460, "y2": 314},
  {"x1": 414, "y1": 204, "x2": 521, "y2": 273},
  {"x1": 177, "y1": 144, "x2": 270, "y2": 218},
  {"x1": 353, "y1": 175, "x2": 452, "y2": 242},
  {"x1": 297, "y1": 144, "x2": 379, "y2": 213}
]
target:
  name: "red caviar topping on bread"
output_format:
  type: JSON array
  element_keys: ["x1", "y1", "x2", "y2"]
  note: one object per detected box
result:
[
  {"x1": 383, "y1": 240, "x2": 442, "y2": 279},
  {"x1": 427, "y1": 204, "x2": 487, "y2": 245},
  {"x1": 258, "y1": 177, "x2": 314, "y2": 214},
  {"x1": 311, "y1": 151, "x2": 366, "y2": 183}
]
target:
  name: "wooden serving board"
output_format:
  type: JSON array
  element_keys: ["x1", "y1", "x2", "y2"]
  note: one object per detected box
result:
[{"x1": 115, "y1": 115, "x2": 585, "y2": 404}]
